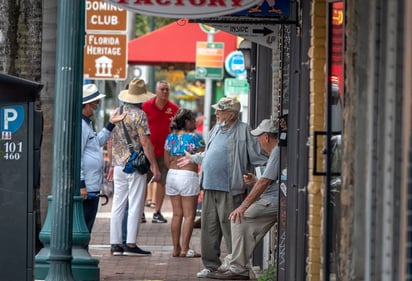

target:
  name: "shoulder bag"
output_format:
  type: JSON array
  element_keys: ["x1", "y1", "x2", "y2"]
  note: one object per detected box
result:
[{"x1": 120, "y1": 106, "x2": 150, "y2": 174}]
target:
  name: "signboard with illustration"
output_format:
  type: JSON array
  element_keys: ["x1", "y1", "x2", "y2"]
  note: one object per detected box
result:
[
  {"x1": 225, "y1": 51, "x2": 247, "y2": 78},
  {"x1": 84, "y1": 0, "x2": 128, "y2": 80},
  {"x1": 84, "y1": 34, "x2": 127, "y2": 80},
  {"x1": 235, "y1": 0, "x2": 290, "y2": 17}
]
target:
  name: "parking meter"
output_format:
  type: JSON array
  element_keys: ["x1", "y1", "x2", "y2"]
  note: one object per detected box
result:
[{"x1": 0, "y1": 73, "x2": 43, "y2": 281}]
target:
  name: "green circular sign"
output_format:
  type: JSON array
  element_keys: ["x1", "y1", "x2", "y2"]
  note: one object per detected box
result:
[{"x1": 199, "y1": 24, "x2": 219, "y2": 34}]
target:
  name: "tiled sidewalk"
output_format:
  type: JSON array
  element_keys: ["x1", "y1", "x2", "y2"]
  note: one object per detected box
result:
[
  {"x1": 89, "y1": 194, "x2": 258, "y2": 281},
  {"x1": 89, "y1": 195, "x2": 206, "y2": 281}
]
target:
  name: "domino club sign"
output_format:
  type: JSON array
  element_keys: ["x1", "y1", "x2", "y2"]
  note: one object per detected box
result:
[{"x1": 104, "y1": 0, "x2": 262, "y2": 18}]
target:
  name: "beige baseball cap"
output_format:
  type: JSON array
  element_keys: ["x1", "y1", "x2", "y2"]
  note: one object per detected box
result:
[
  {"x1": 211, "y1": 97, "x2": 241, "y2": 112},
  {"x1": 251, "y1": 119, "x2": 278, "y2": 136}
]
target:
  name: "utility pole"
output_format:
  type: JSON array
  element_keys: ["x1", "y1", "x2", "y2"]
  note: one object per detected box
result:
[
  {"x1": 45, "y1": 0, "x2": 84, "y2": 279},
  {"x1": 202, "y1": 29, "x2": 219, "y2": 140},
  {"x1": 36, "y1": 0, "x2": 100, "y2": 280},
  {"x1": 36, "y1": 0, "x2": 85, "y2": 280}
]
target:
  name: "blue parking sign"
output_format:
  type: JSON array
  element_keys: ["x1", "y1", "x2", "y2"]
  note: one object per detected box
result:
[{"x1": 1, "y1": 105, "x2": 24, "y2": 133}]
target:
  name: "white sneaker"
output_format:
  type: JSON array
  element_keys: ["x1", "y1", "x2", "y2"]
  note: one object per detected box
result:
[
  {"x1": 196, "y1": 268, "x2": 211, "y2": 278},
  {"x1": 218, "y1": 254, "x2": 232, "y2": 272}
]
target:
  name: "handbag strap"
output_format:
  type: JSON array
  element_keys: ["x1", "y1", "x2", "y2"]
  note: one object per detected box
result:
[{"x1": 120, "y1": 106, "x2": 134, "y2": 154}]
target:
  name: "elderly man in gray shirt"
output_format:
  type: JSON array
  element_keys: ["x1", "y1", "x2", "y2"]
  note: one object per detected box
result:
[
  {"x1": 178, "y1": 97, "x2": 267, "y2": 278},
  {"x1": 208, "y1": 119, "x2": 279, "y2": 280}
]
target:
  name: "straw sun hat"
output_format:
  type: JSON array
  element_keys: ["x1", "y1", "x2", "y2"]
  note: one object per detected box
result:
[{"x1": 118, "y1": 78, "x2": 155, "y2": 104}]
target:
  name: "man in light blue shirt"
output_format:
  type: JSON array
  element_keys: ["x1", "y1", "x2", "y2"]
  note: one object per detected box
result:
[{"x1": 81, "y1": 84, "x2": 125, "y2": 237}]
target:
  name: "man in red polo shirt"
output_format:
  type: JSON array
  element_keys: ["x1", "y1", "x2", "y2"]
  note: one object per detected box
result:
[{"x1": 143, "y1": 80, "x2": 179, "y2": 223}]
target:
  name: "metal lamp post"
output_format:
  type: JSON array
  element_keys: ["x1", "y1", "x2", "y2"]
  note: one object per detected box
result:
[
  {"x1": 34, "y1": 0, "x2": 99, "y2": 280},
  {"x1": 44, "y1": 0, "x2": 85, "y2": 279}
]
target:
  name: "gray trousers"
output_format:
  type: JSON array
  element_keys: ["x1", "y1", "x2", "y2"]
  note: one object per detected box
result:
[{"x1": 201, "y1": 190, "x2": 244, "y2": 270}]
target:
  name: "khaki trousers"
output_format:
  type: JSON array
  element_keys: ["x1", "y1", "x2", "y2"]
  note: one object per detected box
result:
[{"x1": 227, "y1": 198, "x2": 277, "y2": 274}]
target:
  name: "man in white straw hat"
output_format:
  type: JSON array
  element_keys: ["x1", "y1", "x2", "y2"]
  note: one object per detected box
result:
[
  {"x1": 208, "y1": 118, "x2": 279, "y2": 280},
  {"x1": 177, "y1": 96, "x2": 267, "y2": 278},
  {"x1": 108, "y1": 78, "x2": 161, "y2": 256},
  {"x1": 80, "y1": 83, "x2": 126, "y2": 247}
]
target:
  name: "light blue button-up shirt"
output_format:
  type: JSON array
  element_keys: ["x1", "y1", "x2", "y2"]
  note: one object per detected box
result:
[{"x1": 80, "y1": 116, "x2": 114, "y2": 192}]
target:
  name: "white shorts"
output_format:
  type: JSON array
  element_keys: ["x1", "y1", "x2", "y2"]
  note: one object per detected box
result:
[{"x1": 166, "y1": 169, "x2": 200, "y2": 196}]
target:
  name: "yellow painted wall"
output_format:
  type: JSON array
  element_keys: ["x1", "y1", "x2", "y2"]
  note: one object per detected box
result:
[{"x1": 307, "y1": 0, "x2": 327, "y2": 280}]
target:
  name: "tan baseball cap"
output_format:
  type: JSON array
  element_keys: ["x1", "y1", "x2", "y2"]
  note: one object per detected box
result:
[
  {"x1": 211, "y1": 97, "x2": 241, "y2": 112},
  {"x1": 251, "y1": 119, "x2": 278, "y2": 136}
]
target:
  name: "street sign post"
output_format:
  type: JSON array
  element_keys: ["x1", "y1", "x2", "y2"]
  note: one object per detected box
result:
[
  {"x1": 86, "y1": 0, "x2": 127, "y2": 31},
  {"x1": 199, "y1": 23, "x2": 219, "y2": 34},
  {"x1": 84, "y1": 34, "x2": 127, "y2": 80},
  {"x1": 225, "y1": 51, "x2": 247, "y2": 78},
  {"x1": 206, "y1": 23, "x2": 277, "y2": 49},
  {"x1": 195, "y1": 42, "x2": 224, "y2": 80},
  {"x1": 84, "y1": 0, "x2": 128, "y2": 80},
  {"x1": 224, "y1": 78, "x2": 249, "y2": 97}
]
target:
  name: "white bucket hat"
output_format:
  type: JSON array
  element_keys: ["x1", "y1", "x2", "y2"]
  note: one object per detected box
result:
[{"x1": 82, "y1": 84, "x2": 105, "y2": 104}]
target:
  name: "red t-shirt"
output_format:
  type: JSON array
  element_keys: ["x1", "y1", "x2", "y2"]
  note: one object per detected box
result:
[{"x1": 142, "y1": 98, "x2": 179, "y2": 157}]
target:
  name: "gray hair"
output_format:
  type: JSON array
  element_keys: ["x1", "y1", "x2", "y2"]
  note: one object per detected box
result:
[{"x1": 156, "y1": 80, "x2": 170, "y2": 89}]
